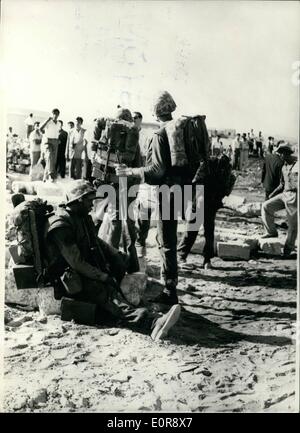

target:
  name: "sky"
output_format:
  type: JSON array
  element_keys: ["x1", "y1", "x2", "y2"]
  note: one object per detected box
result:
[{"x1": 1, "y1": 0, "x2": 299, "y2": 138}]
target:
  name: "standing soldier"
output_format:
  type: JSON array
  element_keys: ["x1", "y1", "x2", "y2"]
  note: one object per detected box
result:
[{"x1": 116, "y1": 91, "x2": 210, "y2": 305}]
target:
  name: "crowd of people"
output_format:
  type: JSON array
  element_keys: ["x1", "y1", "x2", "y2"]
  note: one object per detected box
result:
[
  {"x1": 6, "y1": 91, "x2": 298, "y2": 339},
  {"x1": 210, "y1": 130, "x2": 277, "y2": 172}
]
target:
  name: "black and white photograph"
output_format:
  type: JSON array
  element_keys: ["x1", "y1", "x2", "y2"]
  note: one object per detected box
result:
[{"x1": 0, "y1": 0, "x2": 299, "y2": 415}]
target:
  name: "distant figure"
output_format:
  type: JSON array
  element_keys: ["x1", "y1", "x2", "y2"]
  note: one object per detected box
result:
[
  {"x1": 227, "y1": 143, "x2": 233, "y2": 162},
  {"x1": 239, "y1": 135, "x2": 249, "y2": 170},
  {"x1": 65, "y1": 121, "x2": 75, "y2": 163},
  {"x1": 212, "y1": 136, "x2": 223, "y2": 157},
  {"x1": 7, "y1": 126, "x2": 13, "y2": 140},
  {"x1": 232, "y1": 133, "x2": 241, "y2": 170},
  {"x1": 255, "y1": 131, "x2": 264, "y2": 158},
  {"x1": 69, "y1": 117, "x2": 86, "y2": 179},
  {"x1": 25, "y1": 113, "x2": 34, "y2": 138},
  {"x1": 29, "y1": 121, "x2": 42, "y2": 170},
  {"x1": 40, "y1": 108, "x2": 61, "y2": 182},
  {"x1": 267, "y1": 136, "x2": 274, "y2": 154},
  {"x1": 247, "y1": 132, "x2": 254, "y2": 154},
  {"x1": 261, "y1": 142, "x2": 298, "y2": 257},
  {"x1": 56, "y1": 120, "x2": 68, "y2": 178}
]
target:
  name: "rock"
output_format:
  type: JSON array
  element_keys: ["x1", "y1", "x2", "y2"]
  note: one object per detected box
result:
[
  {"x1": 5, "y1": 268, "x2": 39, "y2": 308},
  {"x1": 198, "y1": 369, "x2": 212, "y2": 377},
  {"x1": 112, "y1": 372, "x2": 132, "y2": 383},
  {"x1": 36, "y1": 314, "x2": 48, "y2": 324},
  {"x1": 191, "y1": 234, "x2": 221, "y2": 254},
  {"x1": 108, "y1": 329, "x2": 119, "y2": 336},
  {"x1": 120, "y1": 272, "x2": 147, "y2": 306},
  {"x1": 82, "y1": 397, "x2": 90, "y2": 408},
  {"x1": 11, "y1": 180, "x2": 43, "y2": 195},
  {"x1": 31, "y1": 388, "x2": 48, "y2": 406},
  {"x1": 237, "y1": 202, "x2": 262, "y2": 217},
  {"x1": 223, "y1": 195, "x2": 246, "y2": 209},
  {"x1": 259, "y1": 238, "x2": 283, "y2": 255},
  {"x1": 36, "y1": 182, "x2": 64, "y2": 199},
  {"x1": 7, "y1": 316, "x2": 33, "y2": 328},
  {"x1": 37, "y1": 288, "x2": 61, "y2": 316},
  {"x1": 4, "y1": 306, "x2": 16, "y2": 324},
  {"x1": 217, "y1": 241, "x2": 251, "y2": 260},
  {"x1": 12, "y1": 396, "x2": 28, "y2": 410}
]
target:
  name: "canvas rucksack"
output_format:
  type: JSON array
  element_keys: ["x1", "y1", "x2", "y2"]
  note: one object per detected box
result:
[
  {"x1": 164, "y1": 115, "x2": 210, "y2": 180},
  {"x1": 100, "y1": 119, "x2": 139, "y2": 165},
  {"x1": 92, "y1": 119, "x2": 140, "y2": 182},
  {"x1": 10, "y1": 198, "x2": 54, "y2": 287}
]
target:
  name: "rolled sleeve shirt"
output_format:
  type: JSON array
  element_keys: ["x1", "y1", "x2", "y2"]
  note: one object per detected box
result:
[{"x1": 44, "y1": 120, "x2": 60, "y2": 139}]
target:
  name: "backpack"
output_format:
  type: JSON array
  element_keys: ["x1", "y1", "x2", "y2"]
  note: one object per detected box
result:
[
  {"x1": 101, "y1": 119, "x2": 139, "y2": 165},
  {"x1": 10, "y1": 198, "x2": 54, "y2": 287},
  {"x1": 92, "y1": 119, "x2": 140, "y2": 181},
  {"x1": 165, "y1": 115, "x2": 210, "y2": 178},
  {"x1": 92, "y1": 117, "x2": 107, "y2": 149}
]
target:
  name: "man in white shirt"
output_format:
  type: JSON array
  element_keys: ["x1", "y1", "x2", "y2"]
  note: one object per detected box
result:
[
  {"x1": 40, "y1": 108, "x2": 60, "y2": 182},
  {"x1": 25, "y1": 113, "x2": 34, "y2": 138}
]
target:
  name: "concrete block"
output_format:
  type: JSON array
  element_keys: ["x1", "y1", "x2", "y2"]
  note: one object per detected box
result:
[
  {"x1": 191, "y1": 234, "x2": 221, "y2": 254},
  {"x1": 37, "y1": 288, "x2": 62, "y2": 316},
  {"x1": 259, "y1": 238, "x2": 283, "y2": 255},
  {"x1": 217, "y1": 232, "x2": 259, "y2": 253},
  {"x1": 217, "y1": 241, "x2": 251, "y2": 260},
  {"x1": 5, "y1": 268, "x2": 39, "y2": 308},
  {"x1": 120, "y1": 272, "x2": 147, "y2": 306}
]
